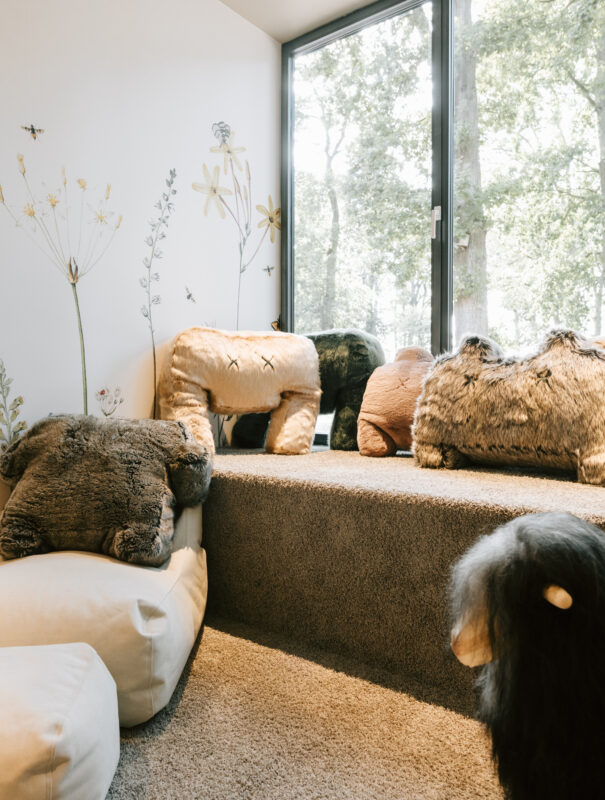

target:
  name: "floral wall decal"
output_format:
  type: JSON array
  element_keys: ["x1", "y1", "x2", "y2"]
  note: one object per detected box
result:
[
  {"x1": 140, "y1": 168, "x2": 177, "y2": 417},
  {"x1": 0, "y1": 156, "x2": 121, "y2": 414},
  {"x1": 96, "y1": 386, "x2": 124, "y2": 417},
  {"x1": 0, "y1": 359, "x2": 26, "y2": 451},
  {"x1": 193, "y1": 121, "x2": 281, "y2": 329}
]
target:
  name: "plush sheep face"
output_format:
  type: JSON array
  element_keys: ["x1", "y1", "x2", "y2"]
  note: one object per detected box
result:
[
  {"x1": 449, "y1": 512, "x2": 605, "y2": 800},
  {"x1": 0, "y1": 415, "x2": 211, "y2": 566}
]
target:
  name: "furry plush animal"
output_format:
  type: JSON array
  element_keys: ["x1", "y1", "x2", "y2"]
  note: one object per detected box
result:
[
  {"x1": 449, "y1": 512, "x2": 605, "y2": 800},
  {"x1": 413, "y1": 329, "x2": 605, "y2": 485},
  {"x1": 158, "y1": 327, "x2": 321, "y2": 456},
  {"x1": 0, "y1": 415, "x2": 211, "y2": 566},
  {"x1": 357, "y1": 346, "x2": 433, "y2": 456},
  {"x1": 230, "y1": 328, "x2": 385, "y2": 451}
]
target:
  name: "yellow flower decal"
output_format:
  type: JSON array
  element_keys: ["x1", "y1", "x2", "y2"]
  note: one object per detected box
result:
[
  {"x1": 24, "y1": 203, "x2": 35, "y2": 217},
  {"x1": 105, "y1": 184, "x2": 111, "y2": 200},
  {"x1": 192, "y1": 164, "x2": 232, "y2": 219},
  {"x1": 77, "y1": 178, "x2": 87, "y2": 190},
  {"x1": 256, "y1": 195, "x2": 281, "y2": 243},
  {"x1": 115, "y1": 214, "x2": 123, "y2": 230},
  {"x1": 210, "y1": 132, "x2": 246, "y2": 174},
  {"x1": 0, "y1": 185, "x2": 4, "y2": 204},
  {"x1": 47, "y1": 193, "x2": 59, "y2": 208},
  {"x1": 17, "y1": 154, "x2": 25, "y2": 175},
  {"x1": 92, "y1": 210, "x2": 109, "y2": 224}
]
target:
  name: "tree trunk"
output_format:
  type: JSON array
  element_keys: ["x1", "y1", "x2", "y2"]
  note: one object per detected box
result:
[
  {"x1": 594, "y1": 26, "x2": 605, "y2": 337},
  {"x1": 453, "y1": 0, "x2": 488, "y2": 341},
  {"x1": 321, "y1": 157, "x2": 340, "y2": 329}
]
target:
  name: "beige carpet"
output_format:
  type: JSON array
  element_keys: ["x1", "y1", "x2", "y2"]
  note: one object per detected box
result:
[
  {"x1": 203, "y1": 451, "x2": 605, "y2": 714},
  {"x1": 107, "y1": 617, "x2": 502, "y2": 800}
]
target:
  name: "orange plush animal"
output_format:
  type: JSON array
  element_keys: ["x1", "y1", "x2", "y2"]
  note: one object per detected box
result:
[{"x1": 357, "y1": 346, "x2": 433, "y2": 456}]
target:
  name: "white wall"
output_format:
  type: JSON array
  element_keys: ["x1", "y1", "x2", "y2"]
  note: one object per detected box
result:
[{"x1": 0, "y1": 0, "x2": 280, "y2": 438}]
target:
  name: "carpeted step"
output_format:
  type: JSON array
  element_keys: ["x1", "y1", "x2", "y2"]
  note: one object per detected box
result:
[
  {"x1": 203, "y1": 451, "x2": 605, "y2": 715},
  {"x1": 108, "y1": 617, "x2": 503, "y2": 800}
]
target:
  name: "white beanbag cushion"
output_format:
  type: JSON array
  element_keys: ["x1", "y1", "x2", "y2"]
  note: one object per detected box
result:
[
  {"x1": 0, "y1": 504, "x2": 207, "y2": 726},
  {"x1": 0, "y1": 642, "x2": 119, "y2": 800}
]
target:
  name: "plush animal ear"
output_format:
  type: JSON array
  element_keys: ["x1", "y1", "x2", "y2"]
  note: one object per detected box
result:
[
  {"x1": 450, "y1": 612, "x2": 493, "y2": 667},
  {"x1": 543, "y1": 584, "x2": 573, "y2": 609}
]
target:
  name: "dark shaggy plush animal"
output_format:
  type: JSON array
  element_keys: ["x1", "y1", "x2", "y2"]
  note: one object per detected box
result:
[
  {"x1": 231, "y1": 328, "x2": 385, "y2": 451},
  {"x1": 449, "y1": 512, "x2": 605, "y2": 800},
  {"x1": 413, "y1": 328, "x2": 605, "y2": 484},
  {"x1": 0, "y1": 415, "x2": 212, "y2": 566}
]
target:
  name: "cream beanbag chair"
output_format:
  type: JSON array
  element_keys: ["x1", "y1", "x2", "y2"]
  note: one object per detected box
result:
[
  {"x1": 0, "y1": 504, "x2": 207, "y2": 726},
  {"x1": 0, "y1": 642, "x2": 119, "y2": 800},
  {"x1": 158, "y1": 327, "x2": 321, "y2": 455}
]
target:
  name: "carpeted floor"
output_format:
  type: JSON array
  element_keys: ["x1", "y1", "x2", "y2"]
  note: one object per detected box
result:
[{"x1": 107, "y1": 617, "x2": 502, "y2": 800}]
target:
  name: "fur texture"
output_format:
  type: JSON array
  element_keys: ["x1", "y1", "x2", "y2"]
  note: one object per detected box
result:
[
  {"x1": 158, "y1": 327, "x2": 321, "y2": 456},
  {"x1": 231, "y1": 328, "x2": 385, "y2": 451},
  {"x1": 450, "y1": 512, "x2": 605, "y2": 800},
  {"x1": 413, "y1": 329, "x2": 605, "y2": 484},
  {"x1": 0, "y1": 415, "x2": 211, "y2": 566},
  {"x1": 358, "y1": 346, "x2": 433, "y2": 456}
]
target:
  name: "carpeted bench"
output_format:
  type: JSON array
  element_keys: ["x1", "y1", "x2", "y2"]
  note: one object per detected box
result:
[{"x1": 202, "y1": 451, "x2": 605, "y2": 715}]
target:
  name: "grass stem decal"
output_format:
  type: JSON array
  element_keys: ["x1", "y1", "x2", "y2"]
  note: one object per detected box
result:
[
  {"x1": 0, "y1": 157, "x2": 122, "y2": 414},
  {"x1": 0, "y1": 359, "x2": 26, "y2": 451},
  {"x1": 140, "y1": 169, "x2": 177, "y2": 418},
  {"x1": 193, "y1": 122, "x2": 280, "y2": 329}
]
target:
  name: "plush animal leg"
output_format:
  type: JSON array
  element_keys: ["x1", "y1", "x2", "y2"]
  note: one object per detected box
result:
[
  {"x1": 265, "y1": 391, "x2": 321, "y2": 455},
  {"x1": 0, "y1": 516, "x2": 45, "y2": 559},
  {"x1": 108, "y1": 521, "x2": 174, "y2": 567},
  {"x1": 414, "y1": 442, "x2": 467, "y2": 469},
  {"x1": 158, "y1": 380, "x2": 216, "y2": 457},
  {"x1": 577, "y1": 448, "x2": 605, "y2": 486},
  {"x1": 357, "y1": 418, "x2": 397, "y2": 457}
]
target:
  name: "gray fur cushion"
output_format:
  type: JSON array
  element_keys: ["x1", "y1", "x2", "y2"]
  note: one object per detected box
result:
[
  {"x1": 0, "y1": 415, "x2": 212, "y2": 566},
  {"x1": 413, "y1": 329, "x2": 605, "y2": 485}
]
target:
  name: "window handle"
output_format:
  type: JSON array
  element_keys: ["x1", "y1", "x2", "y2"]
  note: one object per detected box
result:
[{"x1": 431, "y1": 205, "x2": 442, "y2": 239}]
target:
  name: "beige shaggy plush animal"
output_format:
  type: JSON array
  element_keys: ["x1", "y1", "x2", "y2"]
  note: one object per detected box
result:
[
  {"x1": 413, "y1": 329, "x2": 605, "y2": 485},
  {"x1": 158, "y1": 327, "x2": 321, "y2": 456}
]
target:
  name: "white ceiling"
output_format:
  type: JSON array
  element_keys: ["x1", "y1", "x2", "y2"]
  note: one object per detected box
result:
[{"x1": 219, "y1": 0, "x2": 373, "y2": 43}]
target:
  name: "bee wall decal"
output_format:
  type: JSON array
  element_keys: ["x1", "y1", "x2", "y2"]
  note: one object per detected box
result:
[
  {"x1": 185, "y1": 286, "x2": 196, "y2": 303},
  {"x1": 263, "y1": 265, "x2": 275, "y2": 277},
  {"x1": 21, "y1": 124, "x2": 45, "y2": 140}
]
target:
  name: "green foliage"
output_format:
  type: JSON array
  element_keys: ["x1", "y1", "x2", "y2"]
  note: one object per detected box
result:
[
  {"x1": 294, "y1": 0, "x2": 604, "y2": 353},
  {"x1": 0, "y1": 360, "x2": 26, "y2": 451}
]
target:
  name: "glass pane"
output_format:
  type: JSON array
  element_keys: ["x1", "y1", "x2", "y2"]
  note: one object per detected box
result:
[
  {"x1": 453, "y1": 0, "x2": 605, "y2": 350},
  {"x1": 292, "y1": 5, "x2": 433, "y2": 360}
]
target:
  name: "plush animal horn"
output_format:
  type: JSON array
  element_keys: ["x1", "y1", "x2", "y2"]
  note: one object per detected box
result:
[
  {"x1": 450, "y1": 612, "x2": 492, "y2": 668},
  {"x1": 543, "y1": 584, "x2": 573, "y2": 609}
]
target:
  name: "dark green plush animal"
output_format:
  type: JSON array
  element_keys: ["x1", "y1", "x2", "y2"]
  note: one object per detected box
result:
[{"x1": 231, "y1": 329, "x2": 385, "y2": 451}]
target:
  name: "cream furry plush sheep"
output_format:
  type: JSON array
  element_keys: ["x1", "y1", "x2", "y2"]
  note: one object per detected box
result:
[
  {"x1": 413, "y1": 329, "x2": 605, "y2": 485},
  {"x1": 158, "y1": 327, "x2": 321, "y2": 456}
]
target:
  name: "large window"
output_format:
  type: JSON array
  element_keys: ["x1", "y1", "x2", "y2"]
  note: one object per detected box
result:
[{"x1": 283, "y1": 0, "x2": 604, "y2": 355}]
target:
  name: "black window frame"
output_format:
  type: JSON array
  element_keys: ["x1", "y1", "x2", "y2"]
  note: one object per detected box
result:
[{"x1": 281, "y1": 0, "x2": 453, "y2": 354}]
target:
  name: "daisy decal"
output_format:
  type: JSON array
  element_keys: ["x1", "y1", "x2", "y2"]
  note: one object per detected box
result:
[
  {"x1": 256, "y1": 195, "x2": 281, "y2": 243},
  {"x1": 210, "y1": 131, "x2": 246, "y2": 174},
  {"x1": 192, "y1": 164, "x2": 232, "y2": 219}
]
